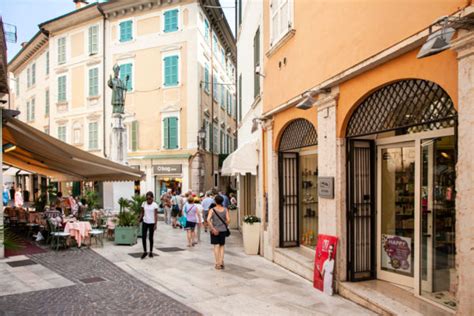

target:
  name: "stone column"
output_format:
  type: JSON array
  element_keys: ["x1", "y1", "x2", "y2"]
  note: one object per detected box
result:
[
  {"x1": 110, "y1": 113, "x2": 127, "y2": 164},
  {"x1": 264, "y1": 120, "x2": 278, "y2": 260},
  {"x1": 451, "y1": 31, "x2": 474, "y2": 315}
]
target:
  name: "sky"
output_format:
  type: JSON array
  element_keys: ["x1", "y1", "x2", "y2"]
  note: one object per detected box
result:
[{"x1": 0, "y1": 0, "x2": 236, "y2": 62}]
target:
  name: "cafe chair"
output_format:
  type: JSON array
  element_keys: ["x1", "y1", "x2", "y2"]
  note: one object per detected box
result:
[
  {"x1": 47, "y1": 219, "x2": 70, "y2": 251},
  {"x1": 89, "y1": 228, "x2": 104, "y2": 247}
]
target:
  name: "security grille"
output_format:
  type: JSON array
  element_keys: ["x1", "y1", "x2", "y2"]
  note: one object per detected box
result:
[
  {"x1": 279, "y1": 119, "x2": 318, "y2": 151},
  {"x1": 346, "y1": 79, "x2": 457, "y2": 138},
  {"x1": 279, "y1": 152, "x2": 299, "y2": 247}
]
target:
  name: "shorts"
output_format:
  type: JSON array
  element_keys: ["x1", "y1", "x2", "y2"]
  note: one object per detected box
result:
[
  {"x1": 171, "y1": 206, "x2": 180, "y2": 218},
  {"x1": 185, "y1": 221, "x2": 196, "y2": 230},
  {"x1": 210, "y1": 231, "x2": 226, "y2": 245},
  {"x1": 202, "y1": 210, "x2": 209, "y2": 222}
]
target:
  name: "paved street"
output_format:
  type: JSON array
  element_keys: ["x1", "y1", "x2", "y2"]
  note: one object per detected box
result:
[
  {"x1": 0, "y1": 248, "x2": 199, "y2": 315},
  {"x1": 95, "y1": 222, "x2": 373, "y2": 315}
]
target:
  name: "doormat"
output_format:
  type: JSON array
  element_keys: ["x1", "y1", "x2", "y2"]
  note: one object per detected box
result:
[
  {"x1": 6, "y1": 259, "x2": 37, "y2": 268},
  {"x1": 156, "y1": 247, "x2": 185, "y2": 252}
]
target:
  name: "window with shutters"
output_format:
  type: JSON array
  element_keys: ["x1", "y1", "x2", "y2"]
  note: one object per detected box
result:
[
  {"x1": 46, "y1": 51, "x2": 49, "y2": 75},
  {"x1": 204, "y1": 65, "x2": 210, "y2": 94},
  {"x1": 254, "y1": 27, "x2": 261, "y2": 98},
  {"x1": 119, "y1": 63, "x2": 133, "y2": 91},
  {"x1": 45, "y1": 90, "x2": 50, "y2": 116},
  {"x1": 131, "y1": 121, "x2": 138, "y2": 151},
  {"x1": 205, "y1": 120, "x2": 211, "y2": 151},
  {"x1": 220, "y1": 130, "x2": 224, "y2": 154},
  {"x1": 44, "y1": 127, "x2": 50, "y2": 135},
  {"x1": 163, "y1": 116, "x2": 179, "y2": 149},
  {"x1": 204, "y1": 19, "x2": 210, "y2": 40},
  {"x1": 89, "y1": 67, "x2": 99, "y2": 96},
  {"x1": 224, "y1": 132, "x2": 228, "y2": 154},
  {"x1": 58, "y1": 126, "x2": 67, "y2": 142},
  {"x1": 89, "y1": 25, "x2": 99, "y2": 55},
  {"x1": 213, "y1": 75, "x2": 218, "y2": 101},
  {"x1": 58, "y1": 37, "x2": 66, "y2": 64},
  {"x1": 164, "y1": 9, "x2": 179, "y2": 33},
  {"x1": 119, "y1": 20, "x2": 133, "y2": 42},
  {"x1": 31, "y1": 63, "x2": 36, "y2": 86},
  {"x1": 88, "y1": 122, "x2": 98, "y2": 149},
  {"x1": 213, "y1": 34, "x2": 218, "y2": 55},
  {"x1": 220, "y1": 84, "x2": 225, "y2": 109},
  {"x1": 270, "y1": 0, "x2": 293, "y2": 47},
  {"x1": 27, "y1": 68, "x2": 31, "y2": 88},
  {"x1": 31, "y1": 98, "x2": 35, "y2": 120},
  {"x1": 213, "y1": 124, "x2": 219, "y2": 153},
  {"x1": 26, "y1": 101, "x2": 31, "y2": 122},
  {"x1": 58, "y1": 75, "x2": 67, "y2": 102},
  {"x1": 226, "y1": 90, "x2": 231, "y2": 115},
  {"x1": 163, "y1": 55, "x2": 179, "y2": 87}
]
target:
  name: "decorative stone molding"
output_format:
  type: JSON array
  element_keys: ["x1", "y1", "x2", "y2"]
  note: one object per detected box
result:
[
  {"x1": 160, "y1": 45, "x2": 182, "y2": 53},
  {"x1": 55, "y1": 67, "x2": 68, "y2": 74},
  {"x1": 451, "y1": 30, "x2": 474, "y2": 59},
  {"x1": 86, "y1": 58, "x2": 101, "y2": 66},
  {"x1": 266, "y1": 29, "x2": 296, "y2": 58},
  {"x1": 56, "y1": 101, "x2": 68, "y2": 113},
  {"x1": 160, "y1": 104, "x2": 181, "y2": 113}
]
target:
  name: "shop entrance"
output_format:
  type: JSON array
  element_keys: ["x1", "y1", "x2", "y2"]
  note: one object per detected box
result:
[
  {"x1": 278, "y1": 119, "x2": 318, "y2": 248},
  {"x1": 345, "y1": 79, "x2": 457, "y2": 309}
]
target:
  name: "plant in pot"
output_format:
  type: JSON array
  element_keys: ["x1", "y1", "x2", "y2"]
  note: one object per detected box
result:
[
  {"x1": 128, "y1": 195, "x2": 146, "y2": 237},
  {"x1": 114, "y1": 203, "x2": 139, "y2": 246},
  {"x1": 242, "y1": 215, "x2": 261, "y2": 255}
]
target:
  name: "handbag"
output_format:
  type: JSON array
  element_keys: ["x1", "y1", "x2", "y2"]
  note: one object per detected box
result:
[{"x1": 212, "y1": 208, "x2": 231, "y2": 237}]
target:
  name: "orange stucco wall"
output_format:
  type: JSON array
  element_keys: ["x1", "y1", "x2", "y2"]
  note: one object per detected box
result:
[
  {"x1": 262, "y1": 0, "x2": 466, "y2": 114},
  {"x1": 337, "y1": 48, "x2": 458, "y2": 137}
]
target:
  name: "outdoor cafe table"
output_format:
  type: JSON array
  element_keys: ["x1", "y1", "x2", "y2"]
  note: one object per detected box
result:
[{"x1": 64, "y1": 221, "x2": 92, "y2": 247}]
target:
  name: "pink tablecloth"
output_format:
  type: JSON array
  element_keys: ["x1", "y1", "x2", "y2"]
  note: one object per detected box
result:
[{"x1": 64, "y1": 221, "x2": 92, "y2": 247}]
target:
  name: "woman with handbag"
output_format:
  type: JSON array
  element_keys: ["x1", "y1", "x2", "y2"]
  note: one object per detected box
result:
[
  {"x1": 184, "y1": 196, "x2": 201, "y2": 247},
  {"x1": 207, "y1": 195, "x2": 231, "y2": 270}
]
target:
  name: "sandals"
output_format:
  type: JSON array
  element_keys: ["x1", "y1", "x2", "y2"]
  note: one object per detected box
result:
[{"x1": 215, "y1": 264, "x2": 222, "y2": 270}]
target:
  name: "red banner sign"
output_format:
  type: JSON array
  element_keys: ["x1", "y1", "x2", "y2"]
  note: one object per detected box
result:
[{"x1": 313, "y1": 234, "x2": 338, "y2": 295}]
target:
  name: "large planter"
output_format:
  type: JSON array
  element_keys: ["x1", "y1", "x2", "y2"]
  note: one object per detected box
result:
[
  {"x1": 229, "y1": 209, "x2": 238, "y2": 229},
  {"x1": 242, "y1": 222, "x2": 261, "y2": 255},
  {"x1": 115, "y1": 226, "x2": 138, "y2": 245}
]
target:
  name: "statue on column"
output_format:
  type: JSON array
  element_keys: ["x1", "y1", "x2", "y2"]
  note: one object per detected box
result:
[{"x1": 108, "y1": 64, "x2": 128, "y2": 115}]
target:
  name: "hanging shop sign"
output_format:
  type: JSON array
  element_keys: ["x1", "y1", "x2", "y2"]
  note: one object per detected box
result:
[
  {"x1": 153, "y1": 164, "x2": 182, "y2": 175},
  {"x1": 318, "y1": 177, "x2": 334, "y2": 199},
  {"x1": 313, "y1": 234, "x2": 338, "y2": 296},
  {"x1": 381, "y1": 234, "x2": 412, "y2": 274}
]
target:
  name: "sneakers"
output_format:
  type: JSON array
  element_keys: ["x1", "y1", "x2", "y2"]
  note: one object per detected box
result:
[
  {"x1": 141, "y1": 253, "x2": 147, "y2": 259},
  {"x1": 149, "y1": 252, "x2": 153, "y2": 258}
]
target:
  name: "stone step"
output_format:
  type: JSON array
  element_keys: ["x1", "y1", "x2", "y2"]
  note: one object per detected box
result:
[{"x1": 273, "y1": 247, "x2": 315, "y2": 281}]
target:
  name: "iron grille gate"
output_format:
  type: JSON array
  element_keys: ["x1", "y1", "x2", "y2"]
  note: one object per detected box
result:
[
  {"x1": 279, "y1": 152, "x2": 299, "y2": 247},
  {"x1": 347, "y1": 140, "x2": 376, "y2": 281}
]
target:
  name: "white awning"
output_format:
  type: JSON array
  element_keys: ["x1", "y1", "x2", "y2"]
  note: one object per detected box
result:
[
  {"x1": 221, "y1": 140, "x2": 258, "y2": 176},
  {"x1": 3, "y1": 166, "x2": 32, "y2": 176}
]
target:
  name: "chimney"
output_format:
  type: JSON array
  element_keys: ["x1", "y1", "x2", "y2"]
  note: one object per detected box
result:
[
  {"x1": 73, "y1": 0, "x2": 89, "y2": 10},
  {"x1": 21, "y1": 42, "x2": 28, "y2": 48}
]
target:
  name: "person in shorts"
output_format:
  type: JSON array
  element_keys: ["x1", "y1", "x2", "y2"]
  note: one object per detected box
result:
[
  {"x1": 207, "y1": 195, "x2": 230, "y2": 270},
  {"x1": 170, "y1": 191, "x2": 180, "y2": 228},
  {"x1": 201, "y1": 191, "x2": 215, "y2": 233},
  {"x1": 183, "y1": 196, "x2": 200, "y2": 247}
]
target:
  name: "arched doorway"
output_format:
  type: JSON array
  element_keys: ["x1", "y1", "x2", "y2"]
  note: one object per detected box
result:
[
  {"x1": 278, "y1": 119, "x2": 318, "y2": 248},
  {"x1": 346, "y1": 79, "x2": 457, "y2": 308}
]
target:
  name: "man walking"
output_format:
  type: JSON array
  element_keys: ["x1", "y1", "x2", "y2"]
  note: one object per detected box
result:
[
  {"x1": 201, "y1": 191, "x2": 215, "y2": 233},
  {"x1": 161, "y1": 189, "x2": 172, "y2": 225}
]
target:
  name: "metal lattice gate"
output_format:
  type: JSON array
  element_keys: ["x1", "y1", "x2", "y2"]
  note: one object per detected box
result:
[
  {"x1": 279, "y1": 152, "x2": 299, "y2": 247},
  {"x1": 347, "y1": 140, "x2": 376, "y2": 281}
]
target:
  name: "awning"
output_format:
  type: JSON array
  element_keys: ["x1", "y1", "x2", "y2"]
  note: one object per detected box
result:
[
  {"x1": 3, "y1": 166, "x2": 31, "y2": 176},
  {"x1": 2, "y1": 114, "x2": 145, "y2": 182},
  {"x1": 221, "y1": 140, "x2": 258, "y2": 176}
]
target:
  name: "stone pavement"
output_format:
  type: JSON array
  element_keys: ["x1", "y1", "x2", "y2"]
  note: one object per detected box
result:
[
  {"x1": 95, "y1": 222, "x2": 374, "y2": 316},
  {"x1": 0, "y1": 248, "x2": 199, "y2": 315}
]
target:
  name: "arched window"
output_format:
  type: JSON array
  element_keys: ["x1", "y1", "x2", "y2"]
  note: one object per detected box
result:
[{"x1": 279, "y1": 119, "x2": 318, "y2": 152}]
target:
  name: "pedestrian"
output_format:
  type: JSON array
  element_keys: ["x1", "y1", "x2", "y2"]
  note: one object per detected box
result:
[
  {"x1": 194, "y1": 197, "x2": 204, "y2": 243},
  {"x1": 3, "y1": 184, "x2": 10, "y2": 206},
  {"x1": 161, "y1": 189, "x2": 172, "y2": 225},
  {"x1": 201, "y1": 191, "x2": 215, "y2": 233},
  {"x1": 139, "y1": 191, "x2": 158, "y2": 259},
  {"x1": 9, "y1": 183, "x2": 15, "y2": 206},
  {"x1": 14, "y1": 185, "x2": 24, "y2": 208},
  {"x1": 207, "y1": 195, "x2": 230, "y2": 270},
  {"x1": 219, "y1": 190, "x2": 230, "y2": 208},
  {"x1": 230, "y1": 193, "x2": 237, "y2": 207},
  {"x1": 171, "y1": 190, "x2": 180, "y2": 228},
  {"x1": 183, "y1": 196, "x2": 200, "y2": 247}
]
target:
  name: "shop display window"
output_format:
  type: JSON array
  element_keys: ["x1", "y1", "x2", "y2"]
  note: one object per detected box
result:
[{"x1": 299, "y1": 153, "x2": 318, "y2": 248}]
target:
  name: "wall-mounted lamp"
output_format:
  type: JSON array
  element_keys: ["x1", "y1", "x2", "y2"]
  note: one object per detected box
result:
[
  {"x1": 296, "y1": 87, "x2": 331, "y2": 110},
  {"x1": 3, "y1": 143, "x2": 17, "y2": 153},
  {"x1": 255, "y1": 65, "x2": 265, "y2": 78}
]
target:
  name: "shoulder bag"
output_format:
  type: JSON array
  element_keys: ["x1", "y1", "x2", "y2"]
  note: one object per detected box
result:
[{"x1": 212, "y1": 208, "x2": 231, "y2": 237}]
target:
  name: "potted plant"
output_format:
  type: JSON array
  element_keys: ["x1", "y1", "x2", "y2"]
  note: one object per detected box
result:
[
  {"x1": 228, "y1": 204, "x2": 238, "y2": 229},
  {"x1": 242, "y1": 215, "x2": 261, "y2": 255},
  {"x1": 114, "y1": 205, "x2": 138, "y2": 246},
  {"x1": 128, "y1": 195, "x2": 146, "y2": 237}
]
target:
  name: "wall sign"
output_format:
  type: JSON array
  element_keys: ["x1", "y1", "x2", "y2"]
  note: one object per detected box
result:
[
  {"x1": 153, "y1": 164, "x2": 182, "y2": 175},
  {"x1": 318, "y1": 177, "x2": 334, "y2": 199}
]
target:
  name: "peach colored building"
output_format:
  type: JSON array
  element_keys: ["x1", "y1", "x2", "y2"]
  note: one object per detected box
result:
[{"x1": 256, "y1": 0, "x2": 474, "y2": 314}]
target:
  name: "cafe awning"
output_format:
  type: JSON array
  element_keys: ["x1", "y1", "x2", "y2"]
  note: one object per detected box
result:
[
  {"x1": 2, "y1": 114, "x2": 144, "y2": 182},
  {"x1": 221, "y1": 140, "x2": 258, "y2": 176}
]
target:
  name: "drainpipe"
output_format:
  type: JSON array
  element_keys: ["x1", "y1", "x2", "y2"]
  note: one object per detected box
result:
[{"x1": 98, "y1": 5, "x2": 107, "y2": 157}]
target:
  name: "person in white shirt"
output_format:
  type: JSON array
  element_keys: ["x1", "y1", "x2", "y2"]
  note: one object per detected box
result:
[
  {"x1": 139, "y1": 191, "x2": 158, "y2": 259},
  {"x1": 193, "y1": 197, "x2": 204, "y2": 243},
  {"x1": 201, "y1": 192, "x2": 215, "y2": 233}
]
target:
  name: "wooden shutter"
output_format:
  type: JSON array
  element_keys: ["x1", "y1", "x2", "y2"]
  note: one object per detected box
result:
[
  {"x1": 169, "y1": 117, "x2": 178, "y2": 149},
  {"x1": 120, "y1": 21, "x2": 132, "y2": 42},
  {"x1": 89, "y1": 25, "x2": 98, "y2": 54},
  {"x1": 131, "y1": 121, "x2": 138, "y2": 151},
  {"x1": 45, "y1": 90, "x2": 50, "y2": 116},
  {"x1": 164, "y1": 56, "x2": 178, "y2": 86},
  {"x1": 163, "y1": 118, "x2": 169, "y2": 148}
]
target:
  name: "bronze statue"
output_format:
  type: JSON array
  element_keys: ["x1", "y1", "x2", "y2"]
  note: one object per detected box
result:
[{"x1": 108, "y1": 64, "x2": 128, "y2": 114}]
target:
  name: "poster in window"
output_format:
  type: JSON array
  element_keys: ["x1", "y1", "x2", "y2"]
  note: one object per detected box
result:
[
  {"x1": 313, "y1": 234, "x2": 338, "y2": 296},
  {"x1": 381, "y1": 234, "x2": 412, "y2": 274}
]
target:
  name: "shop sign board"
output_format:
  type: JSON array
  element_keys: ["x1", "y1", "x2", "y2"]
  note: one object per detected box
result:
[
  {"x1": 381, "y1": 234, "x2": 412, "y2": 274},
  {"x1": 153, "y1": 164, "x2": 182, "y2": 175},
  {"x1": 313, "y1": 234, "x2": 338, "y2": 295},
  {"x1": 318, "y1": 177, "x2": 334, "y2": 199}
]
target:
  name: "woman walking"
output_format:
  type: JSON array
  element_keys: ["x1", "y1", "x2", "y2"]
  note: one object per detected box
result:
[
  {"x1": 207, "y1": 195, "x2": 230, "y2": 270},
  {"x1": 139, "y1": 191, "x2": 158, "y2": 259},
  {"x1": 184, "y1": 196, "x2": 200, "y2": 247}
]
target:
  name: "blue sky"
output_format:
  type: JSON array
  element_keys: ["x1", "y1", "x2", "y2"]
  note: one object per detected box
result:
[{"x1": 0, "y1": 0, "x2": 236, "y2": 62}]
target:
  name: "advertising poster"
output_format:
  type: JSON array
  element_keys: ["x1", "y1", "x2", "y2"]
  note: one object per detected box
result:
[
  {"x1": 313, "y1": 234, "x2": 338, "y2": 295},
  {"x1": 381, "y1": 234, "x2": 412, "y2": 274}
]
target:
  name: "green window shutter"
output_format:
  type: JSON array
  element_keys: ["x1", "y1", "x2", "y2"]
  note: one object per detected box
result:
[
  {"x1": 89, "y1": 68, "x2": 99, "y2": 96},
  {"x1": 119, "y1": 63, "x2": 132, "y2": 91},
  {"x1": 204, "y1": 19, "x2": 209, "y2": 40},
  {"x1": 220, "y1": 130, "x2": 224, "y2": 154},
  {"x1": 58, "y1": 126, "x2": 66, "y2": 142},
  {"x1": 213, "y1": 125, "x2": 218, "y2": 153},
  {"x1": 204, "y1": 66, "x2": 209, "y2": 92},
  {"x1": 27, "y1": 68, "x2": 30, "y2": 88},
  {"x1": 120, "y1": 21, "x2": 133, "y2": 42},
  {"x1": 32, "y1": 63, "x2": 36, "y2": 85},
  {"x1": 58, "y1": 76, "x2": 66, "y2": 102},
  {"x1": 26, "y1": 101, "x2": 30, "y2": 121},
  {"x1": 88, "y1": 122, "x2": 98, "y2": 149},
  {"x1": 164, "y1": 9, "x2": 178, "y2": 32},
  {"x1": 46, "y1": 52, "x2": 49, "y2": 75},
  {"x1": 163, "y1": 118, "x2": 169, "y2": 149},
  {"x1": 58, "y1": 38, "x2": 66, "y2": 64},
  {"x1": 45, "y1": 90, "x2": 50, "y2": 116},
  {"x1": 169, "y1": 117, "x2": 178, "y2": 149},
  {"x1": 131, "y1": 121, "x2": 138, "y2": 151},
  {"x1": 164, "y1": 56, "x2": 178, "y2": 86},
  {"x1": 89, "y1": 25, "x2": 98, "y2": 54},
  {"x1": 220, "y1": 85, "x2": 225, "y2": 108},
  {"x1": 213, "y1": 76, "x2": 217, "y2": 101},
  {"x1": 31, "y1": 98, "x2": 35, "y2": 120}
]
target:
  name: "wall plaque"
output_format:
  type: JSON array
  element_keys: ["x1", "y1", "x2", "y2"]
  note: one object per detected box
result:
[
  {"x1": 153, "y1": 164, "x2": 182, "y2": 175},
  {"x1": 318, "y1": 177, "x2": 334, "y2": 199}
]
